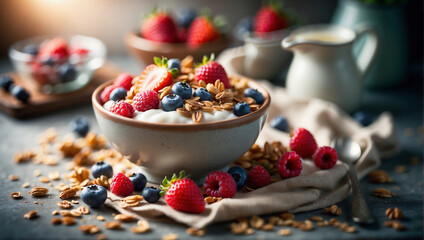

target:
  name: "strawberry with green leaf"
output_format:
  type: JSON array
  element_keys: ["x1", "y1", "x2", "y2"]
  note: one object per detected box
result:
[
  {"x1": 254, "y1": 0, "x2": 289, "y2": 35},
  {"x1": 133, "y1": 57, "x2": 177, "y2": 93},
  {"x1": 141, "y1": 9, "x2": 179, "y2": 43},
  {"x1": 160, "y1": 171, "x2": 205, "y2": 214},
  {"x1": 195, "y1": 54, "x2": 230, "y2": 88},
  {"x1": 187, "y1": 11, "x2": 226, "y2": 47}
]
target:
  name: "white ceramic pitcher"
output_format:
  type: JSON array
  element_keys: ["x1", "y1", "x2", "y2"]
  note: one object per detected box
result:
[{"x1": 282, "y1": 24, "x2": 379, "y2": 112}]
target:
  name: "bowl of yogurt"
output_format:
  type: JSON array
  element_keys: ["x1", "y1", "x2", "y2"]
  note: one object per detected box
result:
[{"x1": 92, "y1": 56, "x2": 270, "y2": 183}]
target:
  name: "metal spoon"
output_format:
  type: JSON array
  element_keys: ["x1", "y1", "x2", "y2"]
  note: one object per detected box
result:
[{"x1": 331, "y1": 137, "x2": 376, "y2": 224}]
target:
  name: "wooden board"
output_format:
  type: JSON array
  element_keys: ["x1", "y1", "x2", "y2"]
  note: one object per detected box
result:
[{"x1": 0, "y1": 62, "x2": 122, "y2": 119}]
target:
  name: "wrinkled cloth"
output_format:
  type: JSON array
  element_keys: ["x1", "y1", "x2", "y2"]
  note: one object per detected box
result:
[{"x1": 105, "y1": 47, "x2": 399, "y2": 229}]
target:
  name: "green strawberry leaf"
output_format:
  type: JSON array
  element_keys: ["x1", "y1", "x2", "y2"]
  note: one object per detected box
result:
[
  {"x1": 170, "y1": 68, "x2": 179, "y2": 77},
  {"x1": 154, "y1": 56, "x2": 162, "y2": 66}
]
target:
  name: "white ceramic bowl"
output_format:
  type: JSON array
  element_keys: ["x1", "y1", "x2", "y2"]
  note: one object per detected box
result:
[{"x1": 92, "y1": 78, "x2": 270, "y2": 183}]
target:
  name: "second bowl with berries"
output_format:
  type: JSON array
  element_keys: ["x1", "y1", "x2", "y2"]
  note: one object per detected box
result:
[
  {"x1": 92, "y1": 55, "x2": 270, "y2": 183},
  {"x1": 9, "y1": 35, "x2": 106, "y2": 94}
]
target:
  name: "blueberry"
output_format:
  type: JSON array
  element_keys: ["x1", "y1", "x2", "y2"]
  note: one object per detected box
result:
[
  {"x1": 270, "y1": 115, "x2": 288, "y2": 132},
  {"x1": 244, "y1": 88, "x2": 264, "y2": 104},
  {"x1": 0, "y1": 75, "x2": 14, "y2": 92},
  {"x1": 161, "y1": 94, "x2": 184, "y2": 111},
  {"x1": 22, "y1": 44, "x2": 39, "y2": 56},
  {"x1": 142, "y1": 186, "x2": 161, "y2": 203},
  {"x1": 171, "y1": 82, "x2": 192, "y2": 99},
  {"x1": 43, "y1": 57, "x2": 56, "y2": 66},
  {"x1": 167, "y1": 58, "x2": 181, "y2": 72},
  {"x1": 59, "y1": 64, "x2": 77, "y2": 82},
  {"x1": 91, "y1": 161, "x2": 113, "y2": 178},
  {"x1": 233, "y1": 17, "x2": 253, "y2": 41},
  {"x1": 234, "y1": 102, "x2": 251, "y2": 116},
  {"x1": 177, "y1": 8, "x2": 197, "y2": 29},
  {"x1": 81, "y1": 185, "x2": 107, "y2": 208},
  {"x1": 109, "y1": 87, "x2": 127, "y2": 101},
  {"x1": 353, "y1": 111, "x2": 373, "y2": 127},
  {"x1": 70, "y1": 116, "x2": 90, "y2": 137},
  {"x1": 193, "y1": 87, "x2": 212, "y2": 101},
  {"x1": 227, "y1": 166, "x2": 247, "y2": 190},
  {"x1": 11, "y1": 85, "x2": 30, "y2": 103},
  {"x1": 129, "y1": 173, "x2": 147, "y2": 191}
]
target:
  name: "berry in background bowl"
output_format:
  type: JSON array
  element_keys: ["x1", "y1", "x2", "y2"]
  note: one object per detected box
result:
[
  {"x1": 9, "y1": 35, "x2": 106, "y2": 94},
  {"x1": 125, "y1": 8, "x2": 230, "y2": 66},
  {"x1": 92, "y1": 55, "x2": 270, "y2": 183}
]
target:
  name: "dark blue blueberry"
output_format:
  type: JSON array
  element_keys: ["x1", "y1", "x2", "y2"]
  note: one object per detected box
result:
[
  {"x1": 270, "y1": 115, "x2": 288, "y2": 132},
  {"x1": 70, "y1": 116, "x2": 90, "y2": 137},
  {"x1": 22, "y1": 44, "x2": 39, "y2": 56},
  {"x1": 233, "y1": 17, "x2": 253, "y2": 41},
  {"x1": 171, "y1": 82, "x2": 192, "y2": 99},
  {"x1": 59, "y1": 64, "x2": 77, "y2": 82},
  {"x1": 109, "y1": 87, "x2": 127, "y2": 101},
  {"x1": 43, "y1": 57, "x2": 56, "y2": 66},
  {"x1": 0, "y1": 75, "x2": 14, "y2": 92},
  {"x1": 142, "y1": 186, "x2": 161, "y2": 203},
  {"x1": 353, "y1": 111, "x2": 373, "y2": 127},
  {"x1": 161, "y1": 94, "x2": 184, "y2": 111},
  {"x1": 129, "y1": 173, "x2": 147, "y2": 191},
  {"x1": 234, "y1": 102, "x2": 251, "y2": 116},
  {"x1": 177, "y1": 8, "x2": 197, "y2": 29},
  {"x1": 193, "y1": 87, "x2": 212, "y2": 101},
  {"x1": 227, "y1": 166, "x2": 247, "y2": 190},
  {"x1": 244, "y1": 88, "x2": 264, "y2": 104},
  {"x1": 91, "y1": 161, "x2": 113, "y2": 179},
  {"x1": 167, "y1": 58, "x2": 181, "y2": 72},
  {"x1": 11, "y1": 85, "x2": 30, "y2": 103},
  {"x1": 81, "y1": 185, "x2": 107, "y2": 208}
]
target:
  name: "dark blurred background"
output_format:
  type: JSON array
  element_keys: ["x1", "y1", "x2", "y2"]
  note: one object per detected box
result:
[{"x1": 0, "y1": 0, "x2": 422, "y2": 82}]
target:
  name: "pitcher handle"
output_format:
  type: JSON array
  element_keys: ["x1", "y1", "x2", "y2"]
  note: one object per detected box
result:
[{"x1": 355, "y1": 24, "x2": 379, "y2": 79}]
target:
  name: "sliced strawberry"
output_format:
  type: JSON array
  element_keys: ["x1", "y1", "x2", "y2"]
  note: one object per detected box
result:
[{"x1": 134, "y1": 64, "x2": 173, "y2": 92}]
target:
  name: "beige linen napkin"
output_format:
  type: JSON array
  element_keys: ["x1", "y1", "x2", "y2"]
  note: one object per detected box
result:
[{"x1": 104, "y1": 48, "x2": 399, "y2": 229}]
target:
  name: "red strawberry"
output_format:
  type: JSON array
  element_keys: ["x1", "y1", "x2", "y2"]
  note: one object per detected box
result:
[
  {"x1": 110, "y1": 101, "x2": 135, "y2": 118},
  {"x1": 133, "y1": 57, "x2": 174, "y2": 93},
  {"x1": 100, "y1": 85, "x2": 117, "y2": 104},
  {"x1": 141, "y1": 11, "x2": 178, "y2": 43},
  {"x1": 246, "y1": 165, "x2": 271, "y2": 189},
  {"x1": 254, "y1": 3, "x2": 288, "y2": 35},
  {"x1": 195, "y1": 55, "x2": 230, "y2": 88},
  {"x1": 177, "y1": 28, "x2": 187, "y2": 43},
  {"x1": 110, "y1": 172, "x2": 134, "y2": 197},
  {"x1": 38, "y1": 38, "x2": 69, "y2": 60},
  {"x1": 289, "y1": 128, "x2": 318, "y2": 159},
  {"x1": 113, "y1": 73, "x2": 133, "y2": 90},
  {"x1": 187, "y1": 16, "x2": 219, "y2": 47},
  {"x1": 132, "y1": 90, "x2": 160, "y2": 112},
  {"x1": 160, "y1": 171, "x2": 205, "y2": 214}
]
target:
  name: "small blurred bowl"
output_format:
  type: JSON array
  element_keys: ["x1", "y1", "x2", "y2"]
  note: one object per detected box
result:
[
  {"x1": 125, "y1": 31, "x2": 231, "y2": 65},
  {"x1": 92, "y1": 77, "x2": 270, "y2": 183},
  {"x1": 9, "y1": 35, "x2": 106, "y2": 94}
]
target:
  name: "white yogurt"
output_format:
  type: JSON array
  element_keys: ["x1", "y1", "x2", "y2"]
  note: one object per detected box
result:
[{"x1": 103, "y1": 101, "x2": 237, "y2": 124}]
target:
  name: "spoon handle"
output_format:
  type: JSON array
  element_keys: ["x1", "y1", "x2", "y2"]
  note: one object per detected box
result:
[{"x1": 348, "y1": 163, "x2": 375, "y2": 224}]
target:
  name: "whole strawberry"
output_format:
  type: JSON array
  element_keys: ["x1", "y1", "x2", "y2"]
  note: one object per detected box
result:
[
  {"x1": 254, "y1": 1, "x2": 288, "y2": 35},
  {"x1": 160, "y1": 171, "x2": 205, "y2": 214},
  {"x1": 110, "y1": 172, "x2": 134, "y2": 197},
  {"x1": 246, "y1": 165, "x2": 271, "y2": 189},
  {"x1": 195, "y1": 55, "x2": 230, "y2": 88},
  {"x1": 276, "y1": 151, "x2": 302, "y2": 179},
  {"x1": 113, "y1": 73, "x2": 133, "y2": 91},
  {"x1": 133, "y1": 57, "x2": 176, "y2": 93},
  {"x1": 289, "y1": 128, "x2": 318, "y2": 159},
  {"x1": 187, "y1": 16, "x2": 219, "y2": 47},
  {"x1": 141, "y1": 10, "x2": 178, "y2": 43}
]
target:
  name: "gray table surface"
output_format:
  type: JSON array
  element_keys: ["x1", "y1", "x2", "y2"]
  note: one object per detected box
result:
[{"x1": 0, "y1": 56, "x2": 422, "y2": 240}]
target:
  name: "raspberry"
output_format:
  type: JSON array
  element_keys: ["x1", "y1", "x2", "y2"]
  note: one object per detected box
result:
[
  {"x1": 289, "y1": 128, "x2": 318, "y2": 159},
  {"x1": 113, "y1": 73, "x2": 133, "y2": 90},
  {"x1": 110, "y1": 101, "x2": 134, "y2": 118},
  {"x1": 100, "y1": 85, "x2": 116, "y2": 104},
  {"x1": 132, "y1": 90, "x2": 160, "y2": 112},
  {"x1": 276, "y1": 151, "x2": 303, "y2": 179},
  {"x1": 313, "y1": 146, "x2": 338, "y2": 169},
  {"x1": 110, "y1": 172, "x2": 134, "y2": 197},
  {"x1": 246, "y1": 165, "x2": 270, "y2": 189},
  {"x1": 203, "y1": 171, "x2": 237, "y2": 198}
]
